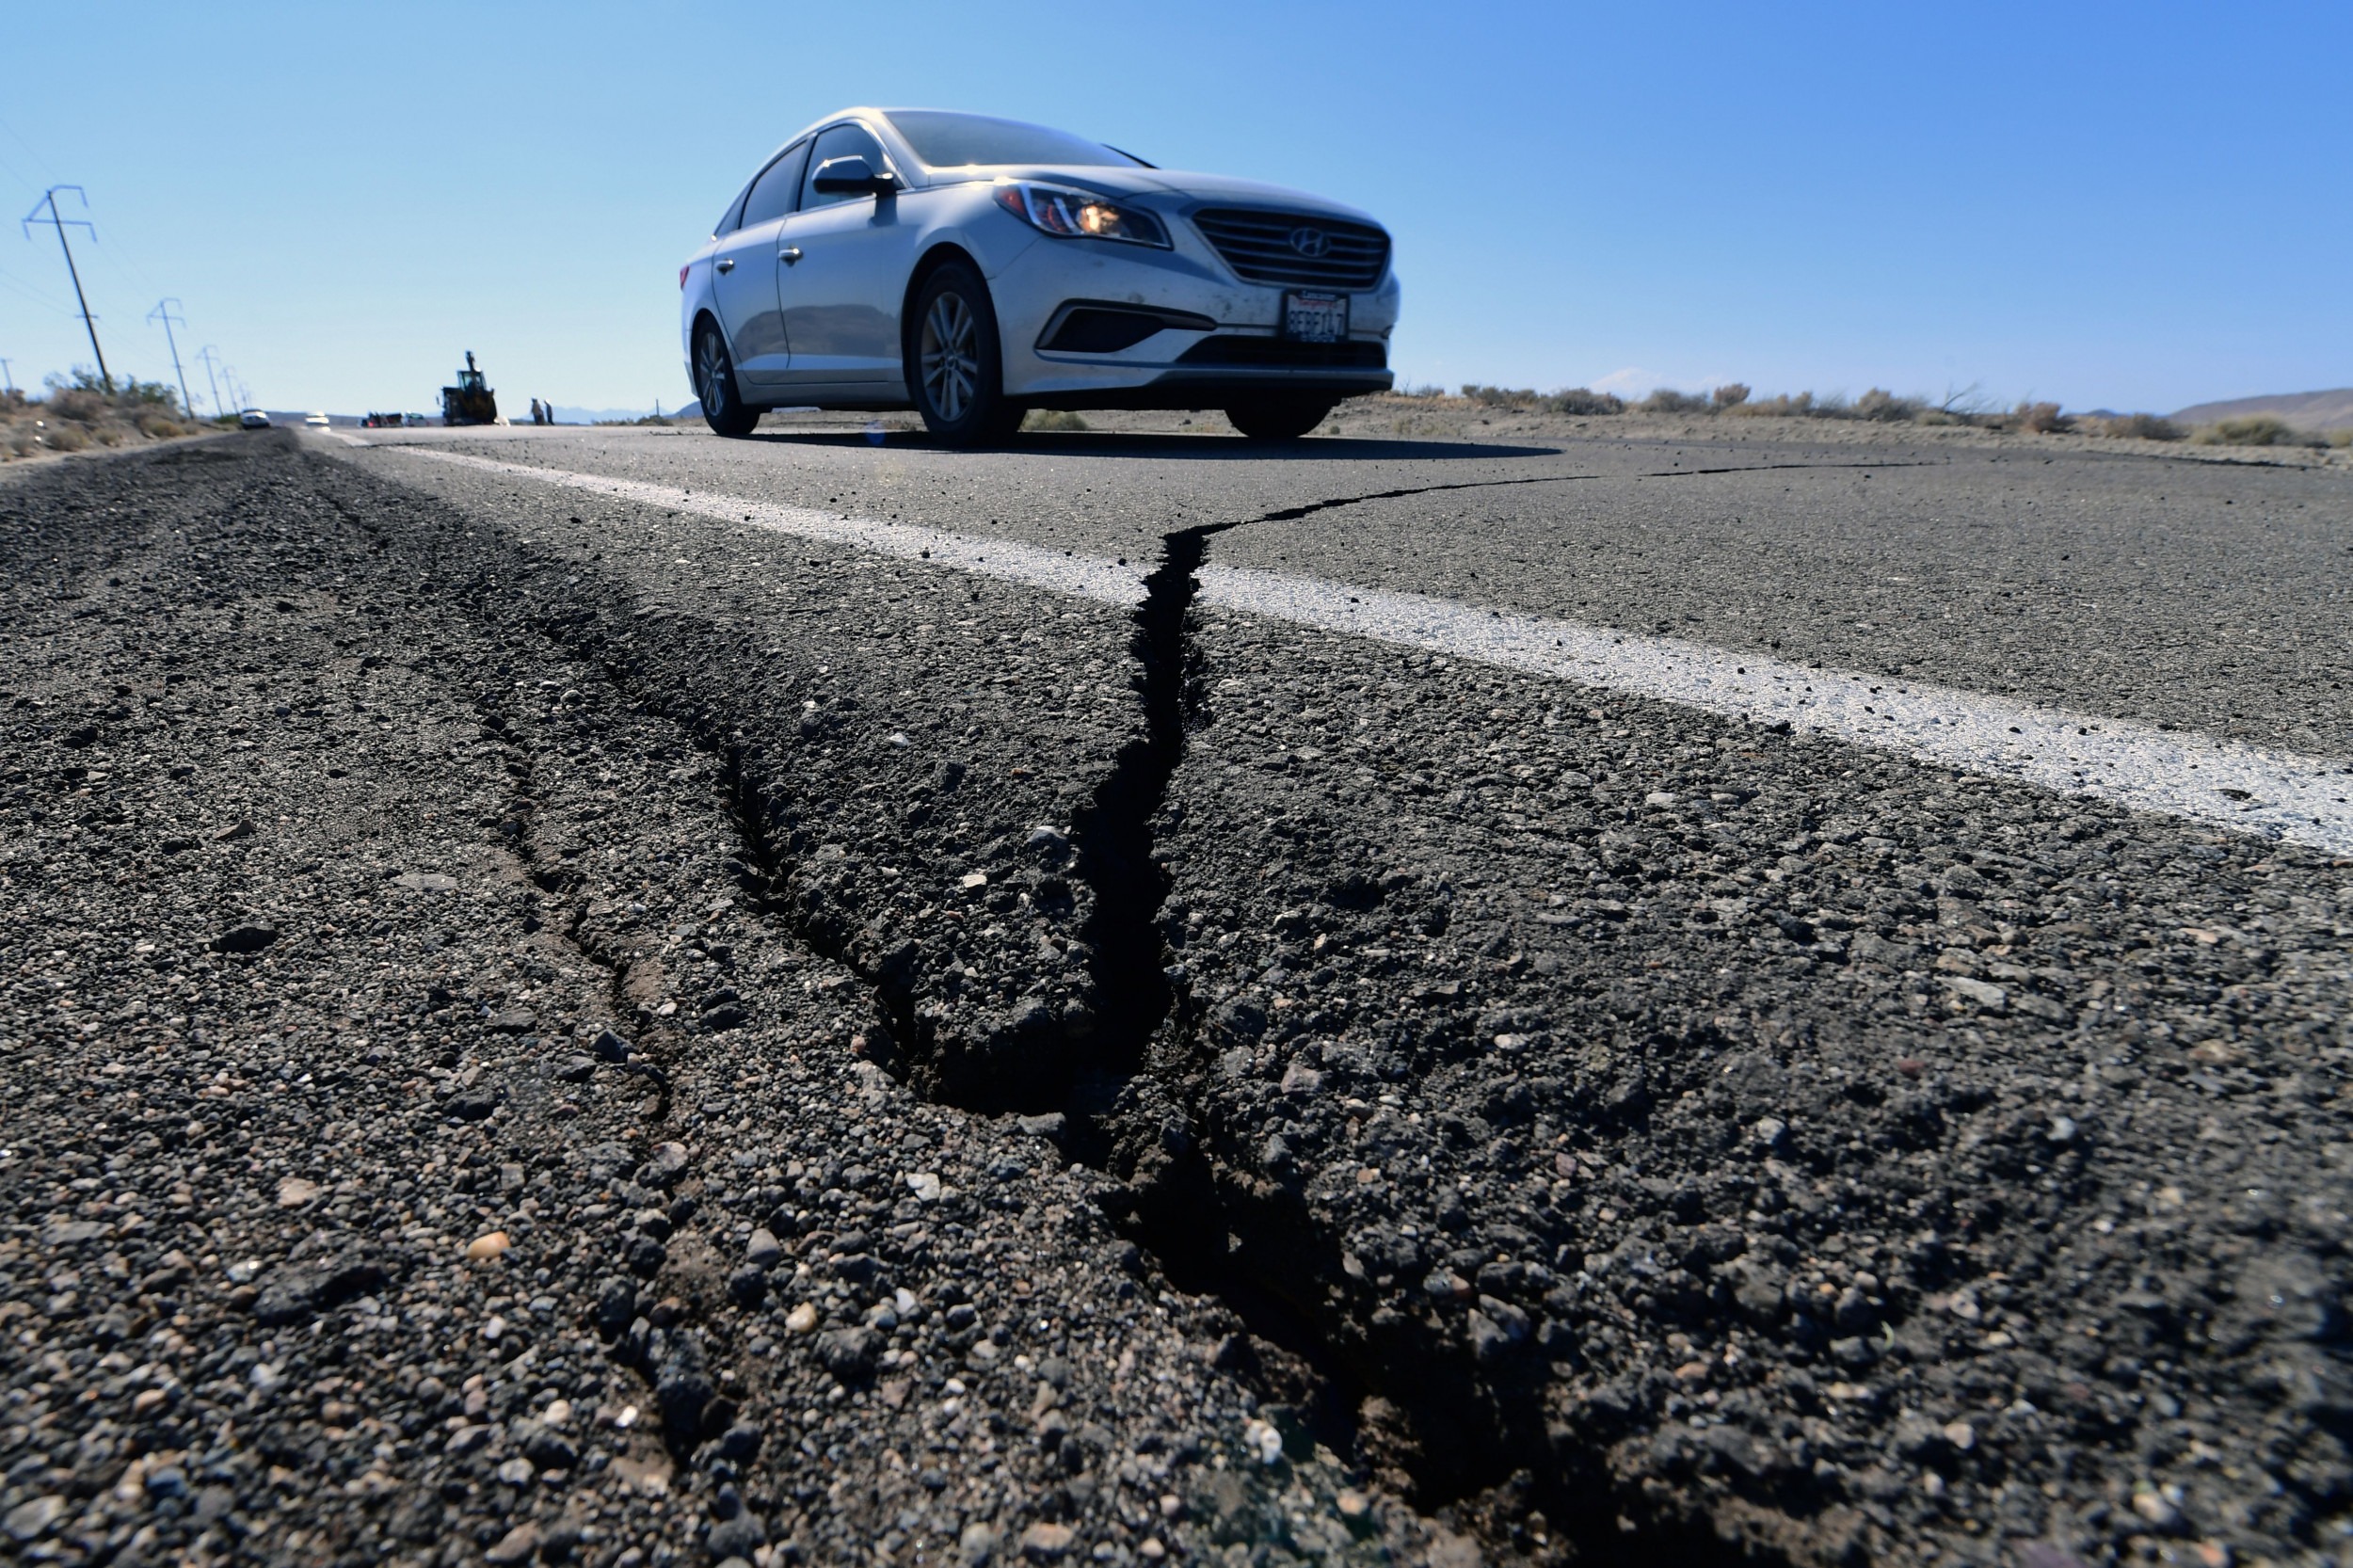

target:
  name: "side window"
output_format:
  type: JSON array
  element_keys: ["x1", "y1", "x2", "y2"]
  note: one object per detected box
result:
[
  {"x1": 714, "y1": 184, "x2": 749, "y2": 236},
  {"x1": 739, "y1": 142, "x2": 810, "y2": 229},
  {"x1": 799, "y1": 123, "x2": 892, "y2": 210}
]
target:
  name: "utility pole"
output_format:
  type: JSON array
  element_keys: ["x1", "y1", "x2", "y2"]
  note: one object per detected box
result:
[
  {"x1": 148, "y1": 299, "x2": 194, "y2": 416},
  {"x1": 1, "y1": 358, "x2": 14, "y2": 396},
  {"x1": 194, "y1": 344, "x2": 226, "y2": 417},
  {"x1": 22, "y1": 186, "x2": 108, "y2": 392}
]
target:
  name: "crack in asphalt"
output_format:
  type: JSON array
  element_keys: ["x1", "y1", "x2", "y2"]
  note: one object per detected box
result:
[
  {"x1": 1048, "y1": 515, "x2": 1789, "y2": 1564},
  {"x1": 331, "y1": 443, "x2": 1961, "y2": 1559},
  {"x1": 437, "y1": 454, "x2": 1908, "y2": 1555},
  {"x1": 1233, "y1": 456, "x2": 1942, "y2": 529}
]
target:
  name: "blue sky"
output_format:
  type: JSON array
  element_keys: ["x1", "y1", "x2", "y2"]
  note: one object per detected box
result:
[{"x1": 4, "y1": 2, "x2": 2345, "y2": 416}]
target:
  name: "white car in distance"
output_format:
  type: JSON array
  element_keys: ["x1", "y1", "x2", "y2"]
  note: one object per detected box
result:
[
  {"x1": 302, "y1": 412, "x2": 329, "y2": 429},
  {"x1": 680, "y1": 108, "x2": 1400, "y2": 445}
]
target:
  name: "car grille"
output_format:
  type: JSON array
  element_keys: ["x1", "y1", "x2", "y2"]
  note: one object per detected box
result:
[
  {"x1": 1192, "y1": 209, "x2": 1390, "y2": 291},
  {"x1": 1176, "y1": 336, "x2": 1387, "y2": 369}
]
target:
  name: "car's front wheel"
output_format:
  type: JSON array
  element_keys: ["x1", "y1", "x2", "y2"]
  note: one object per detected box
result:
[
  {"x1": 909, "y1": 263, "x2": 1019, "y2": 447},
  {"x1": 694, "y1": 321, "x2": 759, "y2": 439},
  {"x1": 1226, "y1": 395, "x2": 1335, "y2": 442}
]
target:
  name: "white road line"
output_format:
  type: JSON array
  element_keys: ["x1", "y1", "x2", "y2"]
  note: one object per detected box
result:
[
  {"x1": 377, "y1": 444, "x2": 1146, "y2": 607},
  {"x1": 358, "y1": 442, "x2": 2353, "y2": 855},
  {"x1": 1195, "y1": 567, "x2": 2353, "y2": 855}
]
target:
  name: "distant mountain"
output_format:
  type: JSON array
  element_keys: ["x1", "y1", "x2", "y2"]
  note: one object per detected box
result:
[
  {"x1": 2169, "y1": 388, "x2": 2353, "y2": 432},
  {"x1": 545, "y1": 402, "x2": 701, "y2": 425}
]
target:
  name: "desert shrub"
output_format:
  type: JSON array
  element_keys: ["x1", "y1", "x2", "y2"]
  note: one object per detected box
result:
[
  {"x1": 1538, "y1": 387, "x2": 1623, "y2": 415},
  {"x1": 1637, "y1": 388, "x2": 1712, "y2": 415},
  {"x1": 2013, "y1": 401, "x2": 2070, "y2": 434},
  {"x1": 1725, "y1": 391, "x2": 1816, "y2": 418},
  {"x1": 1022, "y1": 408, "x2": 1089, "y2": 432},
  {"x1": 1459, "y1": 384, "x2": 1626, "y2": 414},
  {"x1": 44, "y1": 424, "x2": 89, "y2": 452},
  {"x1": 1851, "y1": 387, "x2": 1926, "y2": 423},
  {"x1": 2086, "y1": 413, "x2": 2184, "y2": 440},
  {"x1": 48, "y1": 387, "x2": 107, "y2": 424},
  {"x1": 1395, "y1": 382, "x2": 1448, "y2": 399},
  {"x1": 2331, "y1": 427, "x2": 2352, "y2": 448},
  {"x1": 1711, "y1": 383, "x2": 1751, "y2": 408},
  {"x1": 2191, "y1": 415, "x2": 2302, "y2": 447}
]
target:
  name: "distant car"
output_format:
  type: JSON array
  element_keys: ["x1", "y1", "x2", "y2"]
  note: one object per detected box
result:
[
  {"x1": 237, "y1": 409, "x2": 269, "y2": 429},
  {"x1": 680, "y1": 107, "x2": 1399, "y2": 445},
  {"x1": 302, "y1": 411, "x2": 329, "y2": 429}
]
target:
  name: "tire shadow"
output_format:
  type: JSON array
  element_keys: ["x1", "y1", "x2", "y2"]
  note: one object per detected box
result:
[{"x1": 736, "y1": 429, "x2": 1562, "y2": 461}]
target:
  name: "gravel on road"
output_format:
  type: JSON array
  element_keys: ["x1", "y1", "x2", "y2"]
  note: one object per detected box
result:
[{"x1": 4, "y1": 420, "x2": 2350, "y2": 1568}]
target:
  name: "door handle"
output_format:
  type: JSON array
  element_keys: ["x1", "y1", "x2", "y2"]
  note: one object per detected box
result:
[
  {"x1": 779, "y1": 247, "x2": 804, "y2": 264},
  {"x1": 714, "y1": 257, "x2": 735, "y2": 274}
]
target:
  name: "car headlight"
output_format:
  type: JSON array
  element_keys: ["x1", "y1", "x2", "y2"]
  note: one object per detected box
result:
[{"x1": 993, "y1": 182, "x2": 1170, "y2": 248}]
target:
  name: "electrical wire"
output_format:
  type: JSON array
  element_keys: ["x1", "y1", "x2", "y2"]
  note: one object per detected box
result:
[{"x1": 0, "y1": 260, "x2": 76, "y2": 314}]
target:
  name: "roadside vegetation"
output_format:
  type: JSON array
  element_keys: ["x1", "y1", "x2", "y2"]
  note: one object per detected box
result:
[
  {"x1": 2, "y1": 370, "x2": 204, "y2": 461},
  {"x1": 1438, "y1": 378, "x2": 2348, "y2": 446},
  {"x1": 2187, "y1": 413, "x2": 2349, "y2": 448}
]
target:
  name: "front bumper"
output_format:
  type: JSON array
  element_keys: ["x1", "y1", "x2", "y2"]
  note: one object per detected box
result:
[{"x1": 988, "y1": 228, "x2": 1400, "y2": 407}]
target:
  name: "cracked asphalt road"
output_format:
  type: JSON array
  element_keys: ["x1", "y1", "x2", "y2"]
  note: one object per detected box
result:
[{"x1": 4, "y1": 410, "x2": 2351, "y2": 1568}]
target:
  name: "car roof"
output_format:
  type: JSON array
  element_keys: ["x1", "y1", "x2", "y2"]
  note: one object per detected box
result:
[{"x1": 769, "y1": 105, "x2": 894, "y2": 154}]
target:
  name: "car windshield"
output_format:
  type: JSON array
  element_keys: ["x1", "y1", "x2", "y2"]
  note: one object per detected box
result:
[{"x1": 885, "y1": 110, "x2": 1141, "y2": 168}]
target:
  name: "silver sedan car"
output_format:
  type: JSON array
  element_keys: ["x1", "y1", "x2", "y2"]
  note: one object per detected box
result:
[{"x1": 680, "y1": 107, "x2": 1399, "y2": 445}]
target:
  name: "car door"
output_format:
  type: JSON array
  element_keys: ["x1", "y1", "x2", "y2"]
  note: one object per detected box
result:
[
  {"x1": 774, "y1": 122, "x2": 916, "y2": 388},
  {"x1": 710, "y1": 141, "x2": 809, "y2": 386}
]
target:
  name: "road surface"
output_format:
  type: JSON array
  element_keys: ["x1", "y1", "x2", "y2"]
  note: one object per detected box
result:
[{"x1": 3, "y1": 408, "x2": 2349, "y2": 1567}]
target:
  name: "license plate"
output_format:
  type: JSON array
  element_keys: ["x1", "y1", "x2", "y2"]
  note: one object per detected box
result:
[{"x1": 1283, "y1": 290, "x2": 1348, "y2": 344}]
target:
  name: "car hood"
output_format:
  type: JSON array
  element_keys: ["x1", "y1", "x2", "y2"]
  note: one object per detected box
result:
[{"x1": 929, "y1": 163, "x2": 1381, "y2": 227}]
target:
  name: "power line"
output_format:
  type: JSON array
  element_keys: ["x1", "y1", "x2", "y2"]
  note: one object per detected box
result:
[
  {"x1": 195, "y1": 344, "x2": 226, "y2": 418},
  {"x1": 22, "y1": 185, "x2": 107, "y2": 391},
  {"x1": 148, "y1": 297, "x2": 193, "y2": 416},
  {"x1": 0, "y1": 259, "x2": 73, "y2": 313},
  {"x1": 0, "y1": 114, "x2": 172, "y2": 317}
]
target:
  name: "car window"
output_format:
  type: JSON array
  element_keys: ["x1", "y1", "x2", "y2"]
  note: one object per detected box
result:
[
  {"x1": 740, "y1": 142, "x2": 810, "y2": 229},
  {"x1": 799, "y1": 123, "x2": 894, "y2": 209},
  {"x1": 714, "y1": 183, "x2": 751, "y2": 236},
  {"x1": 887, "y1": 110, "x2": 1141, "y2": 168}
]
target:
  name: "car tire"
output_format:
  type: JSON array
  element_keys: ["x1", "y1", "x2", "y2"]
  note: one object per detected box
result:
[
  {"x1": 1225, "y1": 396, "x2": 1335, "y2": 441},
  {"x1": 908, "y1": 262, "x2": 1015, "y2": 447},
  {"x1": 694, "y1": 321, "x2": 760, "y2": 439}
]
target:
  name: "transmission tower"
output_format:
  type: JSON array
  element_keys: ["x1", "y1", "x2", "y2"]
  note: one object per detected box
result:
[
  {"x1": 148, "y1": 299, "x2": 194, "y2": 416},
  {"x1": 22, "y1": 186, "x2": 108, "y2": 392},
  {"x1": 194, "y1": 344, "x2": 226, "y2": 417}
]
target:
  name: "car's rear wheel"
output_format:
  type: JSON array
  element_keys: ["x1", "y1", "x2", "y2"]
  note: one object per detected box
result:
[
  {"x1": 694, "y1": 321, "x2": 759, "y2": 439},
  {"x1": 1226, "y1": 395, "x2": 1335, "y2": 441},
  {"x1": 909, "y1": 263, "x2": 1016, "y2": 447}
]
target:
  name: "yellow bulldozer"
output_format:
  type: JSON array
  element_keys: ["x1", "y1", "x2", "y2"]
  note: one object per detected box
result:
[{"x1": 440, "y1": 351, "x2": 498, "y2": 425}]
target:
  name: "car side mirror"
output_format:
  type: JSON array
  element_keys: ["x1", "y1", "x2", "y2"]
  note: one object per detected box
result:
[{"x1": 811, "y1": 156, "x2": 897, "y2": 197}]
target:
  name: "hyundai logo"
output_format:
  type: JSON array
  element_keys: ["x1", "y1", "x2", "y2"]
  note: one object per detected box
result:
[{"x1": 1288, "y1": 226, "x2": 1331, "y2": 259}]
